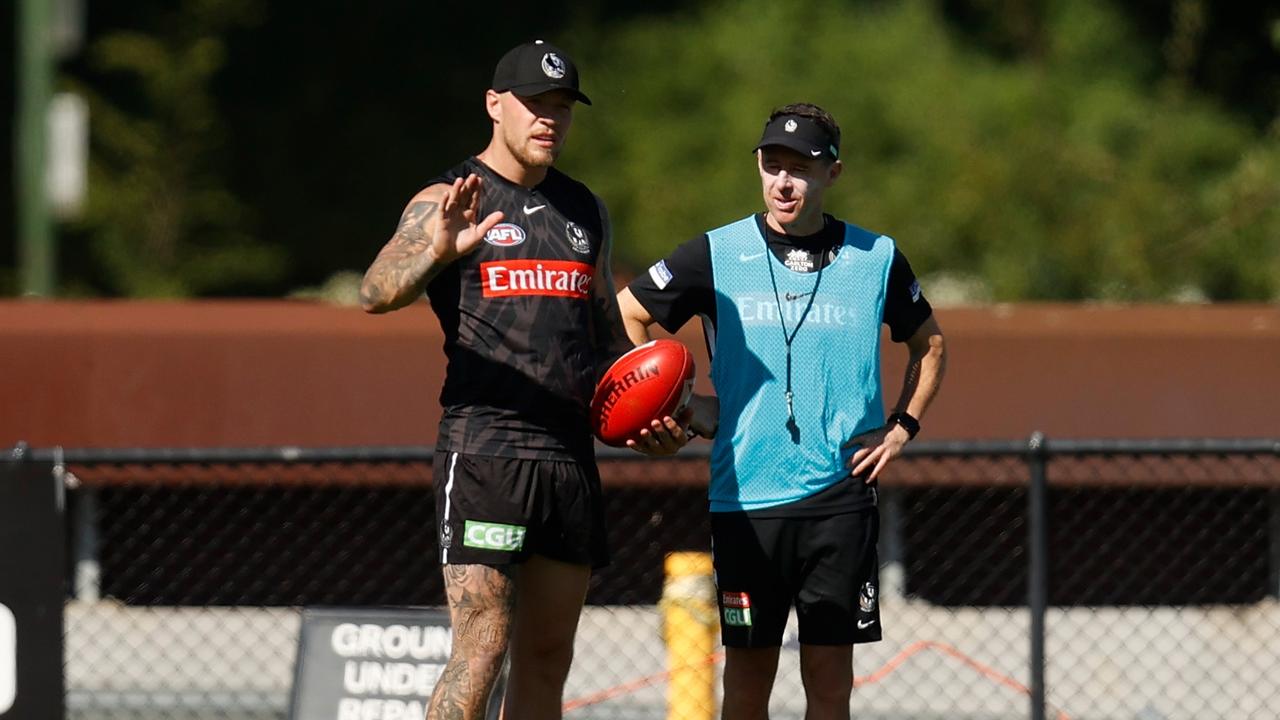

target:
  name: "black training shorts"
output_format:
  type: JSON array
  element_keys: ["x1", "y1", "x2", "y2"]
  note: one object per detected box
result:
[
  {"x1": 711, "y1": 508, "x2": 881, "y2": 647},
  {"x1": 434, "y1": 450, "x2": 609, "y2": 568}
]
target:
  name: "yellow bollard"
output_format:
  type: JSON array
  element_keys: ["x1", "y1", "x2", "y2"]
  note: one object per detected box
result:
[{"x1": 661, "y1": 551, "x2": 718, "y2": 720}]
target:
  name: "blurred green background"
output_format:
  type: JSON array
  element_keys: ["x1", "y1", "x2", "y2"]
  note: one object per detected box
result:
[{"x1": 4, "y1": 0, "x2": 1279, "y2": 303}]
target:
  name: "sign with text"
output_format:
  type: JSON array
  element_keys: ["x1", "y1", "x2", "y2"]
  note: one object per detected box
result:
[
  {"x1": 0, "y1": 605, "x2": 14, "y2": 713},
  {"x1": 289, "y1": 607, "x2": 503, "y2": 720},
  {"x1": 0, "y1": 460, "x2": 64, "y2": 719}
]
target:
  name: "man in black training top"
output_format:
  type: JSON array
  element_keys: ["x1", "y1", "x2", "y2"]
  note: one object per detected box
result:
[{"x1": 360, "y1": 41, "x2": 685, "y2": 720}]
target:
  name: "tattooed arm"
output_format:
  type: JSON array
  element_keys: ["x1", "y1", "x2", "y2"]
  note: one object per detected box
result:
[{"x1": 360, "y1": 174, "x2": 504, "y2": 313}]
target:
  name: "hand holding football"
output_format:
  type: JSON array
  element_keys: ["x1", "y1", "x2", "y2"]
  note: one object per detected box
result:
[{"x1": 590, "y1": 340, "x2": 696, "y2": 447}]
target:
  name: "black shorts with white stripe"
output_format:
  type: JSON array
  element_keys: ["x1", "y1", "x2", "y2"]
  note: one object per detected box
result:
[{"x1": 433, "y1": 450, "x2": 610, "y2": 568}]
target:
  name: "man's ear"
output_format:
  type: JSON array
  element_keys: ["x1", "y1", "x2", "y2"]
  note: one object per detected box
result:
[
  {"x1": 828, "y1": 159, "x2": 844, "y2": 183},
  {"x1": 485, "y1": 90, "x2": 502, "y2": 123}
]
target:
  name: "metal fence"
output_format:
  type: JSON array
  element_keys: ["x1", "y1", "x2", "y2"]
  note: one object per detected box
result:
[{"x1": 14, "y1": 437, "x2": 1280, "y2": 720}]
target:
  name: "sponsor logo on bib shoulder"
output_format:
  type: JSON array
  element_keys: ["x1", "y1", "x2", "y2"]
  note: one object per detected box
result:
[{"x1": 648, "y1": 260, "x2": 673, "y2": 289}]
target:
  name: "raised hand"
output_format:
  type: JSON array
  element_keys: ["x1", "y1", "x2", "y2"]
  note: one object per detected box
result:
[
  {"x1": 360, "y1": 174, "x2": 504, "y2": 313},
  {"x1": 432, "y1": 174, "x2": 505, "y2": 264}
]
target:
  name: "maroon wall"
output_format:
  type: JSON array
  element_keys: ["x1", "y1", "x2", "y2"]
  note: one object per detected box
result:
[{"x1": 2, "y1": 300, "x2": 1277, "y2": 449}]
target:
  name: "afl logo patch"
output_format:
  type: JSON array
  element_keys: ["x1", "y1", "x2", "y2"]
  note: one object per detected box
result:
[
  {"x1": 542, "y1": 53, "x2": 567, "y2": 79},
  {"x1": 565, "y1": 222, "x2": 591, "y2": 254},
  {"x1": 485, "y1": 223, "x2": 527, "y2": 247}
]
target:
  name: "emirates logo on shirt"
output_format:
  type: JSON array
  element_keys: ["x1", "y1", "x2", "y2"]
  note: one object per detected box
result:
[{"x1": 481, "y1": 259, "x2": 594, "y2": 299}]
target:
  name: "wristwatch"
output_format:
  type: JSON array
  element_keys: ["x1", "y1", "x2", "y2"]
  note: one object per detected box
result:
[{"x1": 886, "y1": 411, "x2": 920, "y2": 440}]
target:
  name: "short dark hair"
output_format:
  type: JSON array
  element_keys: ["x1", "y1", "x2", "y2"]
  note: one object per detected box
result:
[{"x1": 767, "y1": 103, "x2": 841, "y2": 153}]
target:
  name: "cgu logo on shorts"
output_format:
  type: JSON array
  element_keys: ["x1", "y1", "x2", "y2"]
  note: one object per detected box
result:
[
  {"x1": 721, "y1": 591, "x2": 752, "y2": 627},
  {"x1": 481, "y1": 260, "x2": 594, "y2": 299},
  {"x1": 463, "y1": 521, "x2": 527, "y2": 552}
]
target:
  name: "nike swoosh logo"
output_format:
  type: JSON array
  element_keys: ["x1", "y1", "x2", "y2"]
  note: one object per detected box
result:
[
  {"x1": 857, "y1": 619, "x2": 877, "y2": 629},
  {"x1": 809, "y1": 150, "x2": 822, "y2": 157},
  {"x1": 523, "y1": 204, "x2": 546, "y2": 215},
  {"x1": 739, "y1": 252, "x2": 765, "y2": 262}
]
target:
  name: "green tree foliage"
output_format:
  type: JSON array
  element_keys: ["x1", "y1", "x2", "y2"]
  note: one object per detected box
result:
[
  {"x1": 562, "y1": 0, "x2": 1279, "y2": 301},
  {"x1": 64, "y1": 0, "x2": 284, "y2": 296},
  {"x1": 27, "y1": 0, "x2": 1279, "y2": 301}
]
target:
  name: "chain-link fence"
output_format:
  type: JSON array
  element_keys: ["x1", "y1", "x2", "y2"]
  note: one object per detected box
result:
[{"x1": 16, "y1": 438, "x2": 1280, "y2": 719}]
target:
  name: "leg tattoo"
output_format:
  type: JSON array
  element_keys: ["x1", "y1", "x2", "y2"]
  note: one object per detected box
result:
[{"x1": 426, "y1": 564, "x2": 517, "y2": 720}]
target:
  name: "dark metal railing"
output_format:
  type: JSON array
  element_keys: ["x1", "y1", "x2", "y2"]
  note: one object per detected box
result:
[{"x1": 7, "y1": 435, "x2": 1279, "y2": 720}]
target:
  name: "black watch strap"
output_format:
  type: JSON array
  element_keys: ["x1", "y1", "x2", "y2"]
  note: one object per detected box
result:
[{"x1": 887, "y1": 411, "x2": 920, "y2": 440}]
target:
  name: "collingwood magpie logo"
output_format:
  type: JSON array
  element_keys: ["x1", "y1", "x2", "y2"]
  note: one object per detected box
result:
[
  {"x1": 439, "y1": 521, "x2": 453, "y2": 549},
  {"x1": 542, "y1": 53, "x2": 567, "y2": 79},
  {"x1": 784, "y1": 119, "x2": 798, "y2": 132},
  {"x1": 565, "y1": 221, "x2": 592, "y2": 254},
  {"x1": 859, "y1": 582, "x2": 877, "y2": 612}
]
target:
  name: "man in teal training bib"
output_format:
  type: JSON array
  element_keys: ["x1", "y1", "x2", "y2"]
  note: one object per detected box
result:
[{"x1": 619, "y1": 103, "x2": 947, "y2": 719}]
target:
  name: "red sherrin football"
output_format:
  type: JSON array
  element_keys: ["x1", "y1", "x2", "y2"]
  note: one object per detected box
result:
[{"x1": 590, "y1": 339, "x2": 696, "y2": 447}]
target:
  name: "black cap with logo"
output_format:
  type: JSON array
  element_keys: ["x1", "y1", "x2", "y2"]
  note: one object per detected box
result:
[
  {"x1": 754, "y1": 114, "x2": 839, "y2": 161},
  {"x1": 492, "y1": 40, "x2": 592, "y2": 106}
]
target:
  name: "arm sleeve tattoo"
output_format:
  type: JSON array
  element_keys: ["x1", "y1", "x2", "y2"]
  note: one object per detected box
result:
[{"x1": 359, "y1": 197, "x2": 443, "y2": 312}]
